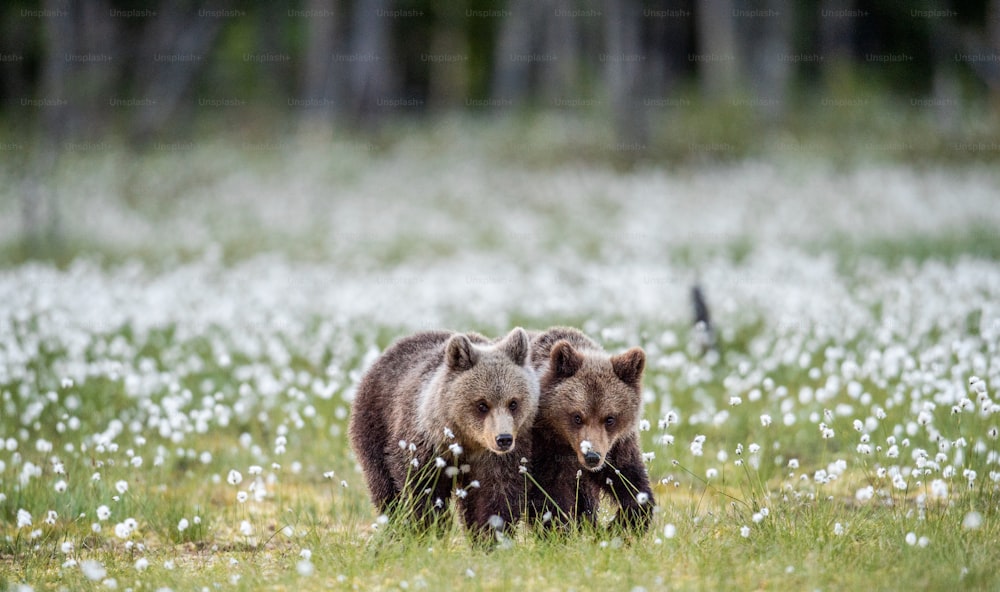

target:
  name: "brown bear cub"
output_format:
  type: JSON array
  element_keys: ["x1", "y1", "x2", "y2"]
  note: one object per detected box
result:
[
  {"x1": 527, "y1": 327, "x2": 654, "y2": 533},
  {"x1": 348, "y1": 328, "x2": 539, "y2": 540}
]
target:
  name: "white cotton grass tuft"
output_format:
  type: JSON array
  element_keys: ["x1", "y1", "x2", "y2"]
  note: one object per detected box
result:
[
  {"x1": 17, "y1": 509, "x2": 31, "y2": 528},
  {"x1": 297, "y1": 559, "x2": 315, "y2": 577},
  {"x1": 81, "y1": 560, "x2": 107, "y2": 581},
  {"x1": 962, "y1": 511, "x2": 983, "y2": 530}
]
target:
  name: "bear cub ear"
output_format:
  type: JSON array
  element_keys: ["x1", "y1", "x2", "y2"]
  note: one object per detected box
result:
[
  {"x1": 502, "y1": 327, "x2": 530, "y2": 366},
  {"x1": 611, "y1": 347, "x2": 646, "y2": 386},
  {"x1": 446, "y1": 334, "x2": 479, "y2": 371},
  {"x1": 550, "y1": 340, "x2": 583, "y2": 379}
]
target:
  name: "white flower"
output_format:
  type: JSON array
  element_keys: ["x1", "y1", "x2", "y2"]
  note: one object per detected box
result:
[
  {"x1": 237, "y1": 491, "x2": 248, "y2": 503},
  {"x1": 434, "y1": 457, "x2": 446, "y2": 469},
  {"x1": 740, "y1": 525, "x2": 750, "y2": 538},
  {"x1": 115, "y1": 480, "x2": 128, "y2": 494},
  {"x1": 54, "y1": 480, "x2": 68, "y2": 493},
  {"x1": 580, "y1": 440, "x2": 593, "y2": 454},
  {"x1": 833, "y1": 523, "x2": 844, "y2": 536},
  {"x1": 96, "y1": 505, "x2": 111, "y2": 521},
  {"x1": 636, "y1": 492, "x2": 649, "y2": 505},
  {"x1": 16, "y1": 509, "x2": 31, "y2": 528},
  {"x1": 443, "y1": 427, "x2": 455, "y2": 439},
  {"x1": 178, "y1": 518, "x2": 190, "y2": 532},
  {"x1": 227, "y1": 470, "x2": 243, "y2": 486},
  {"x1": 663, "y1": 524, "x2": 676, "y2": 539},
  {"x1": 963, "y1": 511, "x2": 983, "y2": 530},
  {"x1": 81, "y1": 560, "x2": 107, "y2": 581},
  {"x1": 639, "y1": 419, "x2": 650, "y2": 431},
  {"x1": 855, "y1": 486, "x2": 874, "y2": 502},
  {"x1": 135, "y1": 557, "x2": 149, "y2": 571},
  {"x1": 297, "y1": 559, "x2": 315, "y2": 577},
  {"x1": 760, "y1": 414, "x2": 772, "y2": 427},
  {"x1": 240, "y1": 520, "x2": 253, "y2": 536},
  {"x1": 248, "y1": 465, "x2": 263, "y2": 476},
  {"x1": 114, "y1": 522, "x2": 133, "y2": 539},
  {"x1": 930, "y1": 479, "x2": 948, "y2": 499},
  {"x1": 729, "y1": 396, "x2": 742, "y2": 406},
  {"x1": 690, "y1": 435, "x2": 705, "y2": 456},
  {"x1": 905, "y1": 532, "x2": 917, "y2": 546}
]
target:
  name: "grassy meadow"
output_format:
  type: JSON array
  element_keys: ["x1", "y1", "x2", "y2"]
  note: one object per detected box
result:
[{"x1": 2, "y1": 119, "x2": 1000, "y2": 591}]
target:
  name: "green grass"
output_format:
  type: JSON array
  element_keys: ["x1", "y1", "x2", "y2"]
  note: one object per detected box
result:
[
  {"x1": 2, "y1": 118, "x2": 1000, "y2": 589},
  {"x1": 2, "y1": 310, "x2": 999, "y2": 591}
]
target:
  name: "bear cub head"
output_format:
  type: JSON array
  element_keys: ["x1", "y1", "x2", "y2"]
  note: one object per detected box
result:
[
  {"x1": 543, "y1": 340, "x2": 645, "y2": 471},
  {"x1": 423, "y1": 327, "x2": 539, "y2": 455}
]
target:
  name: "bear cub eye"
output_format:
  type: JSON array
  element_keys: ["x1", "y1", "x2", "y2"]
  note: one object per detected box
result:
[
  {"x1": 605, "y1": 416, "x2": 616, "y2": 428},
  {"x1": 477, "y1": 402, "x2": 489, "y2": 413},
  {"x1": 572, "y1": 414, "x2": 583, "y2": 426},
  {"x1": 508, "y1": 400, "x2": 518, "y2": 412}
]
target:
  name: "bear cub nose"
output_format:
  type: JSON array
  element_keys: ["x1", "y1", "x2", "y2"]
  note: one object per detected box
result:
[
  {"x1": 584, "y1": 451, "x2": 601, "y2": 467},
  {"x1": 495, "y1": 434, "x2": 514, "y2": 450}
]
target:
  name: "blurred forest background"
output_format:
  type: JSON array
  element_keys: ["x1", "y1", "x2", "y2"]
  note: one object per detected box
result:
[{"x1": 2, "y1": 0, "x2": 999, "y2": 258}]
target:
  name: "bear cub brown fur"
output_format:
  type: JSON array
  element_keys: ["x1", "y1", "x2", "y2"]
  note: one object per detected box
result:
[
  {"x1": 349, "y1": 327, "x2": 539, "y2": 539},
  {"x1": 527, "y1": 327, "x2": 654, "y2": 533}
]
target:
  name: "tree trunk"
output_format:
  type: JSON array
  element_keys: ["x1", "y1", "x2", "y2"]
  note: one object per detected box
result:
[
  {"x1": 819, "y1": 0, "x2": 855, "y2": 90},
  {"x1": 695, "y1": 0, "x2": 739, "y2": 100},
  {"x1": 300, "y1": 0, "x2": 339, "y2": 128},
  {"x1": 741, "y1": 0, "x2": 791, "y2": 121},
  {"x1": 539, "y1": 0, "x2": 579, "y2": 103},
  {"x1": 130, "y1": 3, "x2": 229, "y2": 144},
  {"x1": 604, "y1": 0, "x2": 647, "y2": 149},
  {"x1": 427, "y1": 2, "x2": 469, "y2": 111},
  {"x1": 491, "y1": 0, "x2": 537, "y2": 106},
  {"x1": 26, "y1": 0, "x2": 74, "y2": 255},
  {"x1": 349, "y1": 0, "x2": 393, "y2": 127}
]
